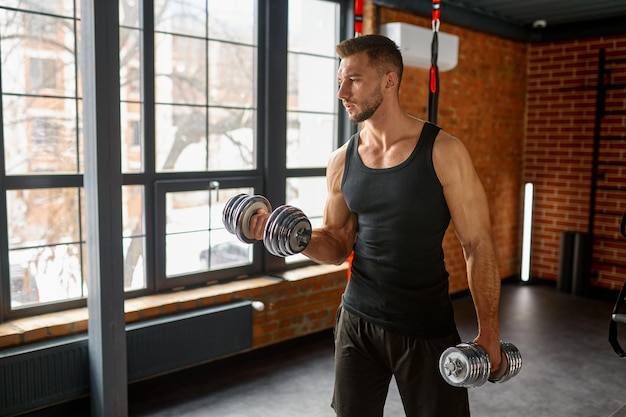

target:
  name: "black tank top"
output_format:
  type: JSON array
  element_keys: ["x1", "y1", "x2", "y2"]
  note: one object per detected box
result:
[{"x1": 341, "y1": 122, "x2": 456, "y2": 337}]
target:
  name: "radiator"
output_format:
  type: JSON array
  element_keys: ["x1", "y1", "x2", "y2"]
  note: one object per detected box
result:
[
  {"x1": 126, "y1": 300, "x2": 253, "y2": 382},
  {"x1": 0, "y1": 335, "x2": 90, "y2": 416},
  {"x1": 0, "y1": 301, "x2": 253, "y2": 416}
]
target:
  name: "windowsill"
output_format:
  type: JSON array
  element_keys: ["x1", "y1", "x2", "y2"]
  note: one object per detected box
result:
[{"x1": 0, "y1": 263, "x2": 349, "y2": 350}]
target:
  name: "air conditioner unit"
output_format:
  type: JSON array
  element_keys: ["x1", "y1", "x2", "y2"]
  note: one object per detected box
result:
[{"x1": 379, "y1": 22, "x2": 459, "y2": 72}]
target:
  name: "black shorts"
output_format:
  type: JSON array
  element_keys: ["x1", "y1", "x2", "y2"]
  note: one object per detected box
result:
[{"x1": 331, "y1": 307, "x2": 470, "y2": 417}]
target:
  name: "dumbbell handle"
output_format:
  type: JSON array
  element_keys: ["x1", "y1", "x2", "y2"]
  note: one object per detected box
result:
[
  {"x1": 487, "y1": 345, "x2": 511, "y2": 383},
  {"x1": 248, "y1": 209, "x2": 270, "y2": 241}
]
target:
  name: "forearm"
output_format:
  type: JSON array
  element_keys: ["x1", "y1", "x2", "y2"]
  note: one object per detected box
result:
[
  {"x1": 303, "y1": 228, "x2": 354, "y2": 266},
  {"x1": 465, "y1": 239, "x2": 501, "y2": 341}
]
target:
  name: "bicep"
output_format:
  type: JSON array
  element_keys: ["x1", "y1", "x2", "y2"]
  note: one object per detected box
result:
[
  {"x1": 322, "y1": 148, "x2": 357, "y2": 248},
  {"x1": 433, "y1": 135, "x2": 492, "y2": 249},
  {"x1": 302, "y1": 147, "x2": 356, "y2": 264}
]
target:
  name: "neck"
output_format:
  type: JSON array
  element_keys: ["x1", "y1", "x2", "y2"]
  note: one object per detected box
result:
[{"x1": 362, "y1": 105, "x2": 421, "y2": 148}]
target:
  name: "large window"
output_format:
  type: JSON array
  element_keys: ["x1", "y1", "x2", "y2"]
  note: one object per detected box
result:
[
  {"x1": 286, "y1": 0, "x2": 340, "y2": 262},
  {"x1": 0, "y1": 0, "x2": 347, "y2": 319},
  {"x1": 1, "y1": 2, "x2": 84, "y2": 314}
]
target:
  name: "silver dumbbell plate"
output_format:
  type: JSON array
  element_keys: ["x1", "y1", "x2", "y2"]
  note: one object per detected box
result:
[
  {"x1": 439, "y1": 341, "x2": 522, "y2": 388},
  {"x1": 492, "y1": 341, "x2": 523, "y2": 383},
  {"x1": 222, "y1": 194, "x2": 272, "y2": 243},
  {"x1": 263, "y1": 205, "x2": 311, "y2": 257},
  {"x1": 439, "y1": 342, "x2": 490, "y2": 388}
]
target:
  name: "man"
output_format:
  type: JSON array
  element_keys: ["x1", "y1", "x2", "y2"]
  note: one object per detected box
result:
[{"x1": 251, "y1": 34, "x2": 501, "y2": 417}]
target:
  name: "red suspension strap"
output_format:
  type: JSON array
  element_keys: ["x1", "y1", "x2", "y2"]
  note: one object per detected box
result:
[
  {"x1": 428, "y1": 0, "x2": 441, "y2": 124},
  {"x1": 354, "y1": 0, "x2": 363, "y2": 36}
]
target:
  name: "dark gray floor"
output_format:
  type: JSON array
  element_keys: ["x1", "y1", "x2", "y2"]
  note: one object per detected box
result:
[{"x1": 26, "y1": 281, "x2": 626, "y2": 417}]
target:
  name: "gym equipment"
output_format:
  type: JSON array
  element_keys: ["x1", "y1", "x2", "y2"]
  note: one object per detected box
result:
[
  {"x1": 429, "y1": 0, "x2": 441, "y2": 124},
  {"x1": 222, "y1": 194, "x2": 272, "y2": 244},
  {"x1": 263, "y1": 205, "x2": 312, "y2": 257},
  {"x1": 609, "y1": 281, "x2": 626, "y2": 358},
  {"x1": 439, "y1": 341, "x2": 522, "y2": 388},
  {"x1": 608, "y1": 209, "x2": 626, "y2": 358},
  {"x1": 222, "y1": 194, "x2": 312, "y2": 257}
]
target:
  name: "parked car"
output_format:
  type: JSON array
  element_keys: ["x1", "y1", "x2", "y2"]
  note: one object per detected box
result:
[{"x1": 199, "y1": 241, "x2": 250, "y2": 269}]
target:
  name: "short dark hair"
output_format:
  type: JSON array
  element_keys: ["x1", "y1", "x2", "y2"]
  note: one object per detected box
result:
[{"x1": 336, "y1": 34, "x2": 404, "y2": 85}]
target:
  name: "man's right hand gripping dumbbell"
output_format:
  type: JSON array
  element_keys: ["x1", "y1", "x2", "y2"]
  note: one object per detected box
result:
[{"x1": 222, "y1": 194, "x2": 311, "y2": 257}]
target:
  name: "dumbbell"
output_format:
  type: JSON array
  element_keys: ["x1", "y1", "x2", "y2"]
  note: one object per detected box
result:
[
  {"x1": 438, "y1": 341, "x2": 522, "y2": 388},
  {"x1": 222, "y1": 194, "x2": 312, "y2": 257}
]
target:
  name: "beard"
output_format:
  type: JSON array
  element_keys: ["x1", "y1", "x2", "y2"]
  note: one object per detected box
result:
[{"x1": 348, "y1": 86, "x2": 383, "y2": 123}]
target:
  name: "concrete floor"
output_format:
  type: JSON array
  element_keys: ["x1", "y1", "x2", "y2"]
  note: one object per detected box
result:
[{"x1": 24, "y1": 281, "x2": 626, "y2": 417}]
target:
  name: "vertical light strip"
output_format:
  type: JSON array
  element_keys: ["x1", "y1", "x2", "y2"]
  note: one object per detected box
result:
[{"x1": 521, "y1": 183, "x2": 534, "y2": 282}]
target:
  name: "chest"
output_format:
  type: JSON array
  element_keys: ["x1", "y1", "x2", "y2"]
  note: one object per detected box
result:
[{"x1": 357, "y1": 139, "x2": 419, "y2": 169}]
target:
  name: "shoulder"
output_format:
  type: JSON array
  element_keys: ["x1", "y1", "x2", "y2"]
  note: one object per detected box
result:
[
  {"x1": 326, "y1": 141, "x2": 350, "y2": 187},
  {"x1": 329, "y1": 141, "x2": 350, "y2": 169},
  {"x1": 432, "y1": 129, "x2": 465, "y2": 154},
  {"x1": 432, "y1": 130, "x2": 476, "y2": 185}
]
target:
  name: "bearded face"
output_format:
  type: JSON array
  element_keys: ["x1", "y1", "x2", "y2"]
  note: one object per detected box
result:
[
  {"x1": 348, "y1": 84, "x2": 383, "y2": 123},
  {"x1": 337, "y1": 51, "x2": 390, "y2": 124}
]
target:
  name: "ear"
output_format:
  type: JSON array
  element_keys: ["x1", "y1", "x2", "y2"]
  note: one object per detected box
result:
[{"x1": 383, "y1": 71, "x2": 399, "y2": 91}]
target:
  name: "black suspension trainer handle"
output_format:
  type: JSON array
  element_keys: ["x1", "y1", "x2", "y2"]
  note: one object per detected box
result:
[
  {"x1": 428, "y1": 0, "x2": 441, "y2": 124},
  {"x1": 428, "y1": 31, "x2": 439, "y2": 124}
]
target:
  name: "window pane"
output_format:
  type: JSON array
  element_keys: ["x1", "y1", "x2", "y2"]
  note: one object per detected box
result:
[
  {"x1": 7, "y1": 188, "x2": 85, "y2": 307},
  {"x1": 1, "y1": 0, "x2": 75, "y2": 16},
  {"x1": 3, "y1": 96, "x2": 79, "y2": 174},
  {"x1": 120, "y1": 0, "x2": 141, "y2": 28},
  {"x1": 286, "y1": 0, "x2": 339, "y2": 170},
  {"x1": 287, "y1": 177, "x2": 326, "y2": 222},
  {"x1": 164, "y1": 189, "x2": 252, "y2": 277},
  {"x1": 123, "y1": 185, "x2": 146, "y2": 290},
  {"x1": 288, "y1": 0, "x2": 339, "y2": 56},
  {"x1": 155, "y1": 0, "x2": 206, "y2": 38},
  {"x1": 287, "y1": 54, "x2": 337, "y2": 113},
  {"x1": 166, "y1": 230, "x2": 209, "y2": 276},
  {"x1": 155, "y1": 33, "x2": 207, "y2": 105},
  {"x1": 285, "y1": 176, "x2": 326, "y2": 263},
  {"x1": 0, "y1": 10, "x2": 77, "y2": 97},
  {"x1": 121, "y1": 102, "x2": 144, "y2": 172},
  {"x1": 287, "y1": 111, "x2": 335, "y2": 168},
  {"x1": 120, "y1": 27, "x2": 144, "y2": 173},
  {"x1": 208, "y1": 0, "x2": 256, "y2": 45},
  {"x1": 204, "y1": 233, "x2": 250, "y2": 270},
  {"x1": 120, "y1": 28, "x2": 142, "y2": 102},
  {"x1": 208, "y1": 107, "x2": 255, "y2": 170},
  {"x1": 7, "y1": 188, "x2": 81, "y2": 250},
  {"x1": 165, "y1": 190, "x2": 208, "y2": 276},
  {"x1": 208, "y1": 41, "x2": 255, "y2": 108},
  {"x1": 10, "y1": 244, "x2": 85, "y2": 307},
  {"x1": 155, "y1": 104, "x2": 207, "y2": 171}
]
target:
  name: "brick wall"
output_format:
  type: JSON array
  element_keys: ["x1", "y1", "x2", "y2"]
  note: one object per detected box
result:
[
  {"x1": 252, "y1": 266, "x2": 346, "y2": 348},
  {"x1": 367, "y1": 4, "x2": 626, "y2": 292},
  {"x1": 366, "y1": 5, "x2": 528, "y2": 293},
  {"x1": 0, "y1": 264, "x2": 347, "y2": 349},
  {"x1": 525, "y1": 37, "x2": 626, "y2": 290}
]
